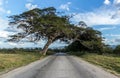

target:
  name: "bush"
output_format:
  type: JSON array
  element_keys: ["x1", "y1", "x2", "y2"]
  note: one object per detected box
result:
[
  {"x1": 114, "y1": 45, "x2": 120, "y2": 54},
  {"x1": 103, "y1": 46, "x2": 113, "y2": 54}
]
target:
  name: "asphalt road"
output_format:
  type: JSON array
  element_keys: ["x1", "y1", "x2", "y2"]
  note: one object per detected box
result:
[{"x1": 0, "y1": 55, "x2": 119, "y2": 78}]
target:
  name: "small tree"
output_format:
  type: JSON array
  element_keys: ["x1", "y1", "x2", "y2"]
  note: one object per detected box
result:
[
  {"x1": 66, "y1": 27, "x2": 104, "y2": 54},
  {"x1": 8, "y1": 7, "x2": 82, "y2": 55},
  {"x1": 103, "y1": 45, "x2": 113, "y2": 54},
  {"x1": 114, "y1": 45, "x2": 120, "y2": 54}
]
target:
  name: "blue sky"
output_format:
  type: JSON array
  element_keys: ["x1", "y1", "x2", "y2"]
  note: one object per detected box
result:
[{"x1": 0, "y1": 0, "x2": 120, "y2": 48}]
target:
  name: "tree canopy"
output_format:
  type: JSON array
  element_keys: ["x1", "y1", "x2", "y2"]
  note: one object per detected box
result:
[
  {"x1": 8, "y1": 6, "x2": 105, "y2": 55},
  {"x1": 65, "y1": 27, "x2": 104, "y2": 54},
  {"x1": 8, "y1": 7, "x2": 87, "y2": 55}
]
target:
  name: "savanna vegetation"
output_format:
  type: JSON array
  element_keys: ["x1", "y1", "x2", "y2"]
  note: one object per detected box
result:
[
  {"x1": 81, "y1": 53, "x2": 120, "y2": 75},
  {"x1": 9, "y1": 7, "x2": 102, "y2": 56},
  {"x1": 0, "y1": 48, "x2": 41, "y2": 74},
  {"x1": 1, "y1": 6, "x2": 120, "y2": 75}
]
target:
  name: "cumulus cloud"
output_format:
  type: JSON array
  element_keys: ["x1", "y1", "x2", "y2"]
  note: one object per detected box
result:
[
  {"x1": 73, "y1": 10, "x2": 119, "y2": 26},
  {"x1": 72, "y1": 1, "x2": 120, "y2": 26},
  {"x1": 104, "y1": 0, "x2": 111, "y2": 5},
  {"x1": 105, "y1": 34, "x2": 120, "y2": 37},
  {"x1": 0, "y1": 18, "x2": 9, "y2": 29},
  {"x1": 59, "y1": 2, "x2": 71, "y2": 11},
  {"x1": 9, "y1": 42, "x2": 25, "y2": 47},
  {"x1": 0, "y1": 0, "x2": 12, "y2": 42},
  {"x1": 0, "y1": 18, "x2": 13, "y2": 41},
  {"x1": 0, "y1": 7, "x2": 11, "y2": 14},
  {"x1": 114, "y1": 0, "x2": 120, "y2": 6},
  {"x1": 115, "y1": 38, "x2": 120, "y2": 42},
  {"x1": 103, "y1": 33, "x2": 120, "y2": 45},
  {"x1": 8, "y1": 42, "x2": 18, "y2": 46},
  {"x1": 25, "y1": 3, "x2": 37, "y2": 10},
  {"x1": 7, "y1": 10, "x2": 11, "y2": 14},
  {"x1": 98, "y1": 26, "x2": 116, "y2": 31},
  {"x1": 103, "y1": 38, "x2": 117, "y2": 45},
  {"x1": 0, "y1": 31, "x2": 9, "y2": 38}
]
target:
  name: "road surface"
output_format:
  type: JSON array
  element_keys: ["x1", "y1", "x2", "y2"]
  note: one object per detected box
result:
[{"x1": 0, "y1": 55, "x2": 119, "y2": 78}]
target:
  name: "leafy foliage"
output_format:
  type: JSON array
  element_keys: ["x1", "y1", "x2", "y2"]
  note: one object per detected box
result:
[
  {"x1": 66, "y1": 27, "x2": 104, "y2": 54},
  {"x1": 8, "y1": 7, "x2": 86, "y2": 55},
  {"x1": 8, "y1": 7, "x2": 106, "y2": 55},
  {"x1": 114, "y1": 45, "x2": 120, "y2": 54},
  {"x1": 9, "y1": 7, "x2": 73, "y2": 42}
]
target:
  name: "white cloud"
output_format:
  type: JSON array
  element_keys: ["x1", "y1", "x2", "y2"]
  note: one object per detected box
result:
[
  {"x1": 104, "y1": 0, "x2": 111, "y2": 5},
  {"x1": 73, "y1": 11, "x2": 119, "y2": 26},
  {"x1": 72, "y1": 4, "x2": 120, "y2": 26},
  {"x1": 0, "y1": 18, "x2": 9, "y2": 29},
  {"x1": 98, "y1": 26, "x2": 116, "y2": 31},
  {"x1": 105, "y1": 34, "x2": 120, "y2": 37},
  {"x1": 103, "y1": 38, "x2": 110, "y2": 44},
  {"x1": 114, "y1": 0, "x2": 120, "y2": 3},
  {"x1": 103, "y1": 34, "x2": 120, "y2": 45},
  {"x1": 0, "y1": 31, "x2": 9, "y2": 38},
  {"x1": 103, "y1": 38, "x2": 118, "y2": 45},
  {"x1": 115, "y1": 39, "x2": 120, "y2": 42},
  {"x1": 25, "y1": 3, "x2": 37, "y2": 10},
  {"x1": 7, "y1": 10, "x2": 11, "y2": 14},
  {"x1": 0, "y1": 18, "x2": 12, "y2": 39},
  {"x1": 0, "y1": 41, "x2": 3, "y2": 44},
  {"x1": 8, "y1": 42, "x2": 17, "y2": 46},
  {"x1": 72, "y1": 0, "x2": 120, "y2": 26},
  {"x1": 114, "y1": 0, "x2": 120, "y2": 6},
  {"x1": 0, "y1": 7, "x2": 5, "y2": 13},
  {"x1": 59, "y1": 2, "x2": 71, "y2": 11},
  {"x1": 1, "y1": 9, "x2": 11, "y2": 14}
]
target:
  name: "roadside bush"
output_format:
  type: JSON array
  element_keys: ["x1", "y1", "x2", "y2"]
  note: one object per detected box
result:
[
  {"x1": 103, "y1": 46, "x2": 113, "y2": 54},
  {"x1": 114, "y1": 45, "x2": 120, "y2": 54}
]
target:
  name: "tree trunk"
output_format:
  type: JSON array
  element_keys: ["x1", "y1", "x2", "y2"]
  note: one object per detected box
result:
[{"x1": 41, "y1": 38, "x2": 53, "y2": 56}]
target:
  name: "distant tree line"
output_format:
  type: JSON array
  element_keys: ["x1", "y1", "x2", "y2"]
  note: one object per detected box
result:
[
  {"x1": 64, "y1": 41, "x2": 120, "y2": 55},
  {"x1": 0, "y1": 48, "x2": 41, "y2": 53}
]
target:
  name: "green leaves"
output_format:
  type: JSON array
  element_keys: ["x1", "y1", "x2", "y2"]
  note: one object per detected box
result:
[
  {"x1": 8, "y1": 7, "x2": 76, "y2": 42},
  {"x1": 8, "y1": 7, "x2": 103, "y2": 54}
]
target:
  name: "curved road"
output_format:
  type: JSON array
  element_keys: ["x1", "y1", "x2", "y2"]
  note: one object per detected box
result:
[{"x1": 0, "y1": 55, "x2": 119, "y2": 78}]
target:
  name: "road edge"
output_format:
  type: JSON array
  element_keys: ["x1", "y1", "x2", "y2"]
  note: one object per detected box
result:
[{"x1": 0, "y1": 55, "x2": 56, "y2": 78}]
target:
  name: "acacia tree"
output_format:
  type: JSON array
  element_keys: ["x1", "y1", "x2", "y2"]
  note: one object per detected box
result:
[
  {"x1": 8, "y1": 7, "x2": 80, "y2": 55},
  {"x1": 66, "y1": 26, "x2": 104, "y2": 54}
]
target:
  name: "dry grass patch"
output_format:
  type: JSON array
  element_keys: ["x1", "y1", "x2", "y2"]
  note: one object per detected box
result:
[
  {"x1": 81, "y1": 53, "x2": 120, "y2": 75},
  {"x1": 0, "y1": 52, "x2": 41, "y2": 73}
]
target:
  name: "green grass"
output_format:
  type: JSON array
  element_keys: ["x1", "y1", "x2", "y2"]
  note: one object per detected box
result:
[
  {"x1": 0, "y1": 51, "x2": 41, "y2": 73},
  {"x1": 81, "y1": 53, "x2": 120, "y2": 75}
]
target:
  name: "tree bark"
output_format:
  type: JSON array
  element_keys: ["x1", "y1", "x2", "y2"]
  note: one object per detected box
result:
[{"x1": 41, "y1": 38, "x2": 53, "y2": 56}]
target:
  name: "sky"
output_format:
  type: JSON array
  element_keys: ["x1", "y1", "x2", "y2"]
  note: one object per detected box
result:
[{"x1": 0, "y1": 0, "x2": 120, "y2": 48}]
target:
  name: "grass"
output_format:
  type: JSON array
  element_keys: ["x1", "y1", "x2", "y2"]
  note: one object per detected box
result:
[
  {"x1": 0, "y1": 51, "x2": 41, "y2": 73},
  {"x1": 80, "y1": 53, "x2": 120, "y2": 75}
]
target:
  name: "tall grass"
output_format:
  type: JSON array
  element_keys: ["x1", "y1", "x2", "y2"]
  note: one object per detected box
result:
[
  {"x1": 81, "y1": 53, "x2": 120, "y2": 75},
  {"x1": 0, "y1": 51, "x2": 41, "y2": 73}
]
